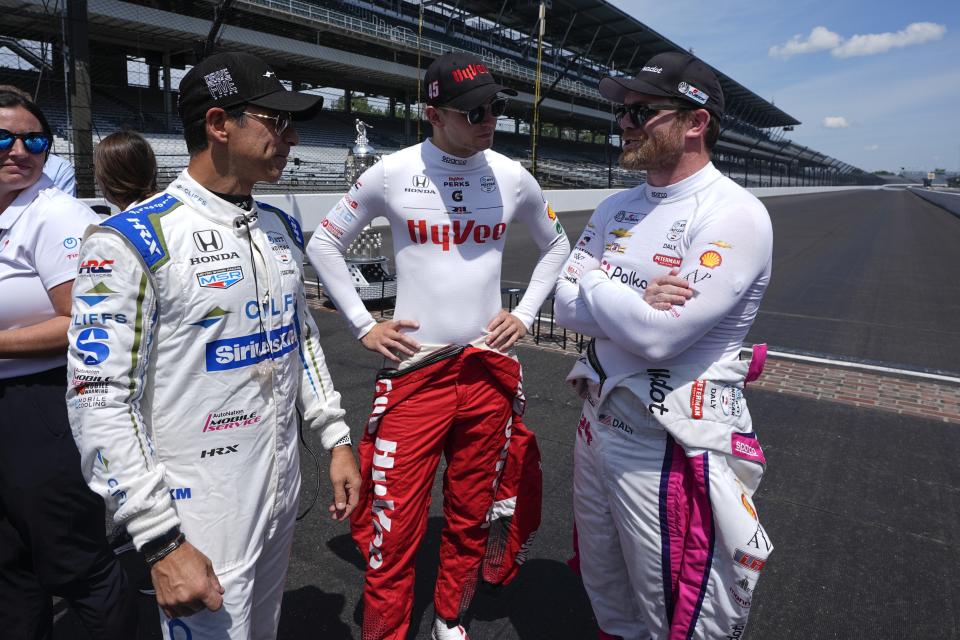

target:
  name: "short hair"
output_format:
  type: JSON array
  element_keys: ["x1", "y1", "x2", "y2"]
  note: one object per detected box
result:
[
  {"x1": 94, "y1": 130, "x2": 158, "y2": 210},
  {"x1": 0, "y1": 90, "x2": 53, "y2": 152},
  {"x1": 183, "y1": 104, "x2": 246, "y2": 156}
]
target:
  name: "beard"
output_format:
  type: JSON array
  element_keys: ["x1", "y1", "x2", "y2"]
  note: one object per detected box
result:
[{"x1": 619, "y1": 119, "x2": 684, "y2": 171}]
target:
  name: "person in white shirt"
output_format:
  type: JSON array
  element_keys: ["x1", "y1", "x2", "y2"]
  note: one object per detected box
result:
[
  {"x1": 0, "y1": 89, "x2": 136, "y2": 639},
  {"x1": 555, "y1": 52, "x2": 774, "y2": 640},
  {"x1": 308, "y1": 51, "x2": 569, "y2": 640},
  {"x1": 0, "y1": 85, "x2": 77, "y2": 196}
]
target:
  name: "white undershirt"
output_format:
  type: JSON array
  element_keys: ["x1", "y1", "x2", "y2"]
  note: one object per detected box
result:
[
  {"x1": 307, "y1": 139, "x2": 569, "y2": 347},
  {"x1": 0, "y1": 175, "x2": 100, "y2": 378},
  {"x1": 555, "y1": 162, "x2": 773, "y2": 380}
]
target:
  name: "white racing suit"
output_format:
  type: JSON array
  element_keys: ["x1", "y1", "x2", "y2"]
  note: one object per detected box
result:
[
  {"x1": 66, "y1": 170, "x2": 350, "y2": 639},
  {"x1": 568, "y1": 344, "x2": 772, "y2": 640}
]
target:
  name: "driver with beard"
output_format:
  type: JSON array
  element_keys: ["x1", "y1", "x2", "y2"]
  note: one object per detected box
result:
[{"x1": 555, "y1": 52, "x2": 775, "y2": 640}]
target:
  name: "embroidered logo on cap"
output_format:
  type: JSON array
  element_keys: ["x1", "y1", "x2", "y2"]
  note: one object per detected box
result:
[
  {"x1": 204, "y1": 69, "x2": 239, "y2": 100},
  {"x1": 678, "y1": 81, "x2": 709, "y2": 105}
]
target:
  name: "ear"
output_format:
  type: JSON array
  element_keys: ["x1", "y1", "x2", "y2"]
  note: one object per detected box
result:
[
  {"x1": 685, "y1": 109, "x2": 710, "y2": 139},
  {"x1": 425, "y1": 105, "x2": 444, "y2": 129},
  {"x1": 205, "y1": 108, "x2": 231, "y2": 145}
]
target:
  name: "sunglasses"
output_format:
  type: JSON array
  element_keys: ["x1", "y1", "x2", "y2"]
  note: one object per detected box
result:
[
  {"x1": 441, "y1": 97, "x2": 508, "y2": 125},
  {"x1": 614, "y1": 103, "x2": 689, "y2": 129},
  {"x1": 245, "y1": 111, "x2": 292, "y2": 136},
  {"x1": 0, "y1": 129, "x2": 51, "y2": 154}
]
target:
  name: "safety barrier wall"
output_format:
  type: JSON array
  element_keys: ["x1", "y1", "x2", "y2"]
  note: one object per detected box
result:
[
  {"x1": 82, "y1": 185, "x2": 875, "y2": 230},
  {"x1": 907, "y1": 187, "x2": 960, "y2": 219}
]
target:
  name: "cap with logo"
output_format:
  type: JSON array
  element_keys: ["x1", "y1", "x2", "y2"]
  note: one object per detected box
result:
[
  {"x1": 424, "y1": 51, "x2": 517, "y2": 110},
  {"x1": 177, "y1": 51, "x2": 324, "y2": 125},
  {"x1": 599, "y1": 51, "x2": 724, "y2": 119}
]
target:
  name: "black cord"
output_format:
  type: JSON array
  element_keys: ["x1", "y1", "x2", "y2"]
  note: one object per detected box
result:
[
  {"x1": 239, "y1": 214, "x2": 322, "y2": 522},
  {"x1": 295, "y1": 407, "x2": 322, "y2": 521}
]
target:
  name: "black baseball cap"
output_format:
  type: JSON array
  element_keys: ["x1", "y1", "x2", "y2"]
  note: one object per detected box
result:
[
  {"x1": 177, "y1": 52, "x2": 323, "y2": 125},
  {"x1": 424, "y1": 52, "x2": 517, "y2": 110},
  {"x1": 599, "y1": 51, "x2": 724, "y2": 118}
]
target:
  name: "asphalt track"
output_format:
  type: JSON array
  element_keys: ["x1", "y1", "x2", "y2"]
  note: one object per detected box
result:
[{"x1": 53, "y1": 188, "x2": 960, "y2": 638}]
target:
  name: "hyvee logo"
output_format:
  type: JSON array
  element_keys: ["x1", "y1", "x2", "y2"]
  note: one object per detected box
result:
[
  {"x1": 407, "y1": 219, "x2": 506, "y2": 251},
  {"x1": 193, "y1": 229, "x2": 223, "y2": 252}
]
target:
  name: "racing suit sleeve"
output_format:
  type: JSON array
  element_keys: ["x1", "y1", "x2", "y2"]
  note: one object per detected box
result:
[
  {"x1": 295, "y1": 284, "x2": 351, "y2": 450},
  {"x1": 553, "y1": 218, "x2": 609, "y2": 338},
  {"x1": 579, "y1": 203, "x2": 771, "y2": 361},
  {"x1": 66, "y1": 230, "x2": 180, "y2": 550},
  {"x1": 305, "y1": 162, "x2": 383, "y2": 340},
  {"x1": 510, "y1": 168, "x2": 570, "y2": 328}
]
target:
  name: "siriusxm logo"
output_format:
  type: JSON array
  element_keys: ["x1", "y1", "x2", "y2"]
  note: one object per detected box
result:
[{"x1": 205, "y1": 324, "x2": 298, "y2": 371}]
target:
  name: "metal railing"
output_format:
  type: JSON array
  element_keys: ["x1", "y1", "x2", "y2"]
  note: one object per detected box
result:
[{"x1": 238, "y1": 0, "x2": 603, "y2": 102}]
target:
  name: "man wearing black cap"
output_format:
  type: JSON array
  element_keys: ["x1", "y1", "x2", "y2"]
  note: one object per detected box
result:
[
  {"x1": 307, "y1": 51, "x2": 569, "y2": 640},
  {"x1": 554, "y1": 51, "x2": 774, "y2": 639},
  {"x1": 67, "y1": 51, "x2": 360, "y2": 639}
]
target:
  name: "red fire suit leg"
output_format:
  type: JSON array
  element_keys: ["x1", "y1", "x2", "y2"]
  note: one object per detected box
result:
[{"x1": 351, "y1": 347, "x2": 518, "y2": 640}]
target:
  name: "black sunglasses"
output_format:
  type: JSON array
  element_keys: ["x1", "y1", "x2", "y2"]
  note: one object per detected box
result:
[
  {"x1": 614, "y1": 103, "x2": 689, "y2": 129},
  {"x1": 0, "y1": 129, "x2": 51, "y2": 154},
  {"x1": 441, "y1": 97, "x2": 508, "y2": 125}
]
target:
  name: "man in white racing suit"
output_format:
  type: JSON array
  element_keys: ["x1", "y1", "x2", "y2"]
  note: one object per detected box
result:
[
  {"x1": 555, "y1": 51, "x2": 774, "y2": 640},
  {"x1": 66, "y1": 52, "x2": 360, "y2": 639},
  {"x1": 307, "y1": 52, "x2": 569, "y2": 640}
]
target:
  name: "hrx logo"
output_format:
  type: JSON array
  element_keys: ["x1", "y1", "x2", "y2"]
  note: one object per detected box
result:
[{"x1": 200, "y1": 444, "x2": 239, "y2": 458}]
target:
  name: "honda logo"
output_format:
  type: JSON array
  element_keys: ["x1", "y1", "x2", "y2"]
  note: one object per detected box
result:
[
  {"x1": 193, "y1": 230, "x2": 223, "y2": 252},
  {"x1": 412, "y1": 175, "x2": 430, "y2": 189}
]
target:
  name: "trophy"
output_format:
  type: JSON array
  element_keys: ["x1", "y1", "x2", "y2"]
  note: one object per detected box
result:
[{"x1": 342, "y1": 120, "x2": 396, "y2": 302}]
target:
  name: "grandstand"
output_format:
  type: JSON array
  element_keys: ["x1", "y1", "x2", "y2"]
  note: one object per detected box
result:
[{"x1": 0, "y1": 0, "x2": 881, "y2": 197}]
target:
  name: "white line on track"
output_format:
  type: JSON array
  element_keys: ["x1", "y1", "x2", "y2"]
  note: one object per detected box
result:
[{"x1": 741, "y1": 347, "x2": 960, "y2": 384}]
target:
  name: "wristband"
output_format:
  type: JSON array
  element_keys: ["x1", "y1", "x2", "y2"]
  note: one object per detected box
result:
[{"x1": 143, "y1": 528, "x2": 186, "y2": 566}]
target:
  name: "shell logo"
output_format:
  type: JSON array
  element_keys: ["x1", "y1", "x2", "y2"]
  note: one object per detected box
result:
[
  {"x1": 547, "y1": 205, "x2": 557, "y2": 221},
  {"x1": 699, "y1": 250, "x2": 722, "y2": 268},
  {"x1": 610, "y1": 228, "x2": 633, "y2": 238},
  {"x1": 741, "y1": 493, "x2": 757, "y2": 520}
]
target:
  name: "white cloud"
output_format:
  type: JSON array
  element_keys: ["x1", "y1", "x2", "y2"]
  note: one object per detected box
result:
[
  {"x1": 769, "y1": 22, "x2": 946, "y2": 60},
  {"x1": 823, "y1": 116, "x2": 850, "y2": 128},
  {"x1": 832, "y1": 22, "x2": 947, "y2": 58},
  {"x1": 865, "y1": 144, "x2": 880, "y2": 151},
  {"x1": 769, "y1": 26, "x2": 841, "y2": 59}
]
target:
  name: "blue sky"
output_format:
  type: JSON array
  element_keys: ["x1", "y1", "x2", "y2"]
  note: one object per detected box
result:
[{"x1": 608, "y1": 0, "x2": 959, "y2": 173}]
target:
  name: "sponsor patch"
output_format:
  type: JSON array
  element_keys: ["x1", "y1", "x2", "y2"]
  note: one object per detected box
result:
[
  {"x1": 197, "y1": 267, "x2": 243, "y2": 289},
  {"x1": 266, "y1": 231, "x2": 292, "y2": 264},
  {"x1": 205, "y1": 324, "x2": 298, "y2": 371},
  {"x1": 480, "y1": 176, "x2": 497, "y2": 193},
  {"x1": 734, "y1": 548, "x2": 766, "y2": 572},
  {"x1": 321, "y1": 217, "x2": 347, "y2": 239},
  {"x1": 732, "y1": 433, "x2": 766, "y2": 465},
  {"x1": 666, "y1": 219, "x2": 686, "y2": 241},
  {"x1": 653, "y1": 253, "x2": 682, "y2": 267},
  {"x1": 690, "y1": 379, "x2": 706, "y2": 419},
  {"x1": 614, "y1": 210, "x2": 642, "y2": 223},
  {"x1": 678, "y1": 81, "x2": 709, "y2": 105},
  {"x1": 75, "y1": 327, "x2": 110, "y2": 365},
  {"x1": 699, "y1": 250, "x2": 722, "y2": 268}
]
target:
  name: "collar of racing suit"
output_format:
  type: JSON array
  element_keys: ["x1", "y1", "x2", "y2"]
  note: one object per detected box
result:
[
  {"x1": 642, "y1": 161, "x2": 723, "y2": 205},
  {"x1": 167, "y1": 169, "x2": 259, "y2": 231}
]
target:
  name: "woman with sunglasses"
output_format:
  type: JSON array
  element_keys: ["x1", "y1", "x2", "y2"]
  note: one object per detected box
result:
[{"x1": 0, "y1": 90, "x2": 137, "y2": 638}]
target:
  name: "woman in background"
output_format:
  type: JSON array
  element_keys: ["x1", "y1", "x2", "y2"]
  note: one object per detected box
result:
[
  {"x1": 0, "y1": 90, "x2": 136, "y2": 638},
  {"x1": 94, "y1": 129, "x2": 159, "y2": 211}
]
